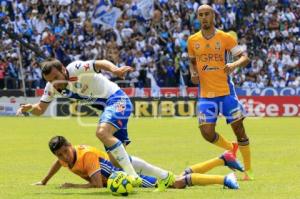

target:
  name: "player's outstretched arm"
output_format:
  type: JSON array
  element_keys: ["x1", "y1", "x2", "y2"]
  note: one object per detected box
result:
[
  {"x1": 94, "y1": 60, "x2": 133, "y2": 79},
  {"x1": 33, "y1": 160, "x2": 61, "y2": 186},
  {"x1": 60, "y1": 172, "x2": 103, "y2": 189},
  {"x1": 16, "y1": 101, "x2": 50, "y2": 116}
]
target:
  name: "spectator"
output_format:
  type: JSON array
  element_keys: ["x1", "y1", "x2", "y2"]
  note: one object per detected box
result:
[{"x1": 0, "y1": 0, "x2": 298, "y2": 92}]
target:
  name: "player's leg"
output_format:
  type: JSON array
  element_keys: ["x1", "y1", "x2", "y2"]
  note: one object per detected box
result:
[
  {"x1": 182, "y1": 157, "x2": 224, "y2": 175},
  {"x1": 130, "y1": 156, "x2": 175, "y2": 191},
  {"x1": 198, "y1": 98, "x2": 234, "y2": 151},
  {"x1": 181, "y1": 151, "x2": 243, "y2": 176},
  {"x1": 231, "y1": 119, "x2": 253, "y2": 180},
  {"x1": 222, "y1": 94, "x2": 252, "y2": 180},
  {"x1": 199, "y1": 124, "x2": 234, "y2": 151},
  {"x1": 99, "y1": 157, "x2": 157, "y2": 188},
  {"x1": 96, "y1": 123, "x2": 139, "y2": 180},
  {"x1": 96, "y1": 93, "x2": 141, "y2": 185},
  {"x1": 173, "y1": 173, "x2": 239, "y2": 189}
]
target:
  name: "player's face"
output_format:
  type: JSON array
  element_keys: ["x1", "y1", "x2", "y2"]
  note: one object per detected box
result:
[
  {"x1": 55, "y1": 145, "x2": 74, "y2": 164},
  {"x1": 198, "y1": 9, "x2": 214, "y2": 30},
  {"x1": 44, "y1": 67, "x2": 68, "y2": 91}
]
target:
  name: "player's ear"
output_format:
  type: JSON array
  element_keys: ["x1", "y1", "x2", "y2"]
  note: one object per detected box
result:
[{"x1": 212, "y1": 11, "x2": 216, "y2": 24}]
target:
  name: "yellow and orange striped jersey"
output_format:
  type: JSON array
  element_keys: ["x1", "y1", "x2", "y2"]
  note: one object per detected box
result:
[
  {"x1": 187, "y1": 29, "x2": 242, "y2": 98},
  {"x1": 59, "y1": 145, "x2": 109, "y2": 180}
]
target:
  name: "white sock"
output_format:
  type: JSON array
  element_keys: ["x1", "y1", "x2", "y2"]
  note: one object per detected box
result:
[
  {"x1": 109, "y1": 141, "x2": 138, "y2": 178},
  {"x1": 131, "y1": 156, "x2": 168, "y2": 179}
]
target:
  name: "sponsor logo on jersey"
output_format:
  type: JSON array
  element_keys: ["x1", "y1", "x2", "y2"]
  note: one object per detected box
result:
[
  {"x1": 196, "y1": 54, "x2": 224, "y2": 62},
  {"x1": 83, "y1": 64, "x2": 90, "y2": 72},
  {"x1": 202, "y1": 65, "x2": 219, "y2": 71}
]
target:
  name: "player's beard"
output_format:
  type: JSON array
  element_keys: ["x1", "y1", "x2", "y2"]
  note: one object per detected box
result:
[
  {"x1": 202, "y1": 24, "x2": 211, "y2": 30},
  {"x1": 56, "y1": 73, "x2": 69, "y2": 92}
]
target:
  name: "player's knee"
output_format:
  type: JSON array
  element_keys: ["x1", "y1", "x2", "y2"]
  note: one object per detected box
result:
[
  {"x1": 200, "y1": 128, "x2": 216, "y2": 142},
  {"x1": 96, "y1": 127, "x2": 110, "y2": 142},
  {"x1": 199, "y1": 125, "x2": 216, "y2": 142}
]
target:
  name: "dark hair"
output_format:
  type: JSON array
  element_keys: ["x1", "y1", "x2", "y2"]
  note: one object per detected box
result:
[
  {"x1": 48, "y1": 136, "x2": 70, "y2": 154},
  {"x1": 40, "y1": 58, "x2": 63, "y2": 76}
]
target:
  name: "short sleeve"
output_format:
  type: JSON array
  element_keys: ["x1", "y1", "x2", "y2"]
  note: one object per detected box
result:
[
  {"x1": 83, "y1": 152, "x2": 101, "y2": 177},
  {"x1": 40, "y1": 82, "x2": 55, "y2": 103},
  {"x1": 187, "y1": 37, "x2": 196, "y2": 58},
  {"x1": 225, "y1": 33, "x2": 243, "y2": 56}
]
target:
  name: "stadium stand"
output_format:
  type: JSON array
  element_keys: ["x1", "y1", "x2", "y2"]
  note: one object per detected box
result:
[{"x1": 0, "y1": 0, "x2": 299, "y2": 92}]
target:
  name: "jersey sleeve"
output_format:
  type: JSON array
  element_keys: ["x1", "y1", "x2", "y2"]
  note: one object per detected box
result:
[
  {"x1": 83, "y1": 152, "x2": 101, "y2": 177},
  {"x1": 67, "y1": 60, "x2": 97, "y2": 77},
  {"x1": 40, "y1": 82, "x2": 55, "y2": 103},
  {"x1": 187, "y1": 37, "x2": 196, "y2": 58},
  {"x1": 225, "y1": 33, "x2": 243, "y2": 56}
]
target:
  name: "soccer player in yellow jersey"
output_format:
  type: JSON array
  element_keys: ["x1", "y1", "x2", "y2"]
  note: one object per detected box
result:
[
  {"x1": 33, "y1": 136, "x2": 169, "y2": 189},
  {"x1": 33, "y1": 136, "x2": 243, "y2": 189},
  {"x1": 187, "y1": 5, "x2": 252, "y2": 180}
]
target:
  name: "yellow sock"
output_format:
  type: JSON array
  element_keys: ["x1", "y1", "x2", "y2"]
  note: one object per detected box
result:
[
  {"x1": 190, "y1": 158, "x2": 224, "y2": 173},
  {"x1": 190, "y1": 173, "x2": 224, "y2": 186},
  {"x1": 213, "y1": 133, "x2": 233, "y2": 150},
  {"x1": 239, "y1": 144, "x2": 251, "y2": 171}
]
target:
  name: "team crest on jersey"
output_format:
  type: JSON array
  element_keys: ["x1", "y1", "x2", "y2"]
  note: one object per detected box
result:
[
  {"x1": 44, "y1": 90, "x2": 52, "y2": 97},
  {"x1": 206, "y1": 43, "x2": 210, "y2": 48},
  {"x1": 83, "y1": 64, "x2": 90, "y2": 72},
  {"x1": 194, "y1": 42, "x2": 200, "y2": 49},
  {"x1": 215, "y1": 41, "x2": 221, "y2": 50}
]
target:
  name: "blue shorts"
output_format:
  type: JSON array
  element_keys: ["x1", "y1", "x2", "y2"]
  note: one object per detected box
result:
[
  {"x1": 99, "y1": 90, "x2": 132, "y2": 146},
  {"x1": 99, "y1": 157, "x2": 157, "y2": 188},
  {"x1": 197, "y1": 94, "x2": 245, "y2": 125}
]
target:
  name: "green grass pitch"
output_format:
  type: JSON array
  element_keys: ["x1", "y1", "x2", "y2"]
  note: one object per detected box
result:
[{"x1": 0, "y1": 117, "x2": 299, "y2": 199}]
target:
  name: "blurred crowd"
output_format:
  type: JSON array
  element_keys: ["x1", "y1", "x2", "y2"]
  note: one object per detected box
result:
[{"x1": 0, "y1": 0, "x2": 299, "y2": 91}]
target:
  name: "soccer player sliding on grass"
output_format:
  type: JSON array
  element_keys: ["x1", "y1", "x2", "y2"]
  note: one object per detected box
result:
[{"x1": 33, "y1": 136, "x2": 243, "y2": 190}]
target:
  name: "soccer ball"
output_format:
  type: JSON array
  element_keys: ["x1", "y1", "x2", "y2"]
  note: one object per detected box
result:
[{"x1": 107, "y1": 171, "x2": 134, "y2": 196}]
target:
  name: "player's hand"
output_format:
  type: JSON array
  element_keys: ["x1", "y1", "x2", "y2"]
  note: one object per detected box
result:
[
  {"x1": 224, "y1": 63, "x2": 237, "y2": 74},
  {"x1": 32, "y1": 181, "x2": 46, "y2": 186},
  {"x1": 114, "y1": 66, "x2": 134, "y2": 79},
  {"x1": 191, "y1": 72, "x2": 199, "y2": 84},
  {"x1": 16, "y1": 104, "x2": 33, "y2": 116},
  {"x1": 60, "y1": 183, "x2": 74, "y2": 188}
]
